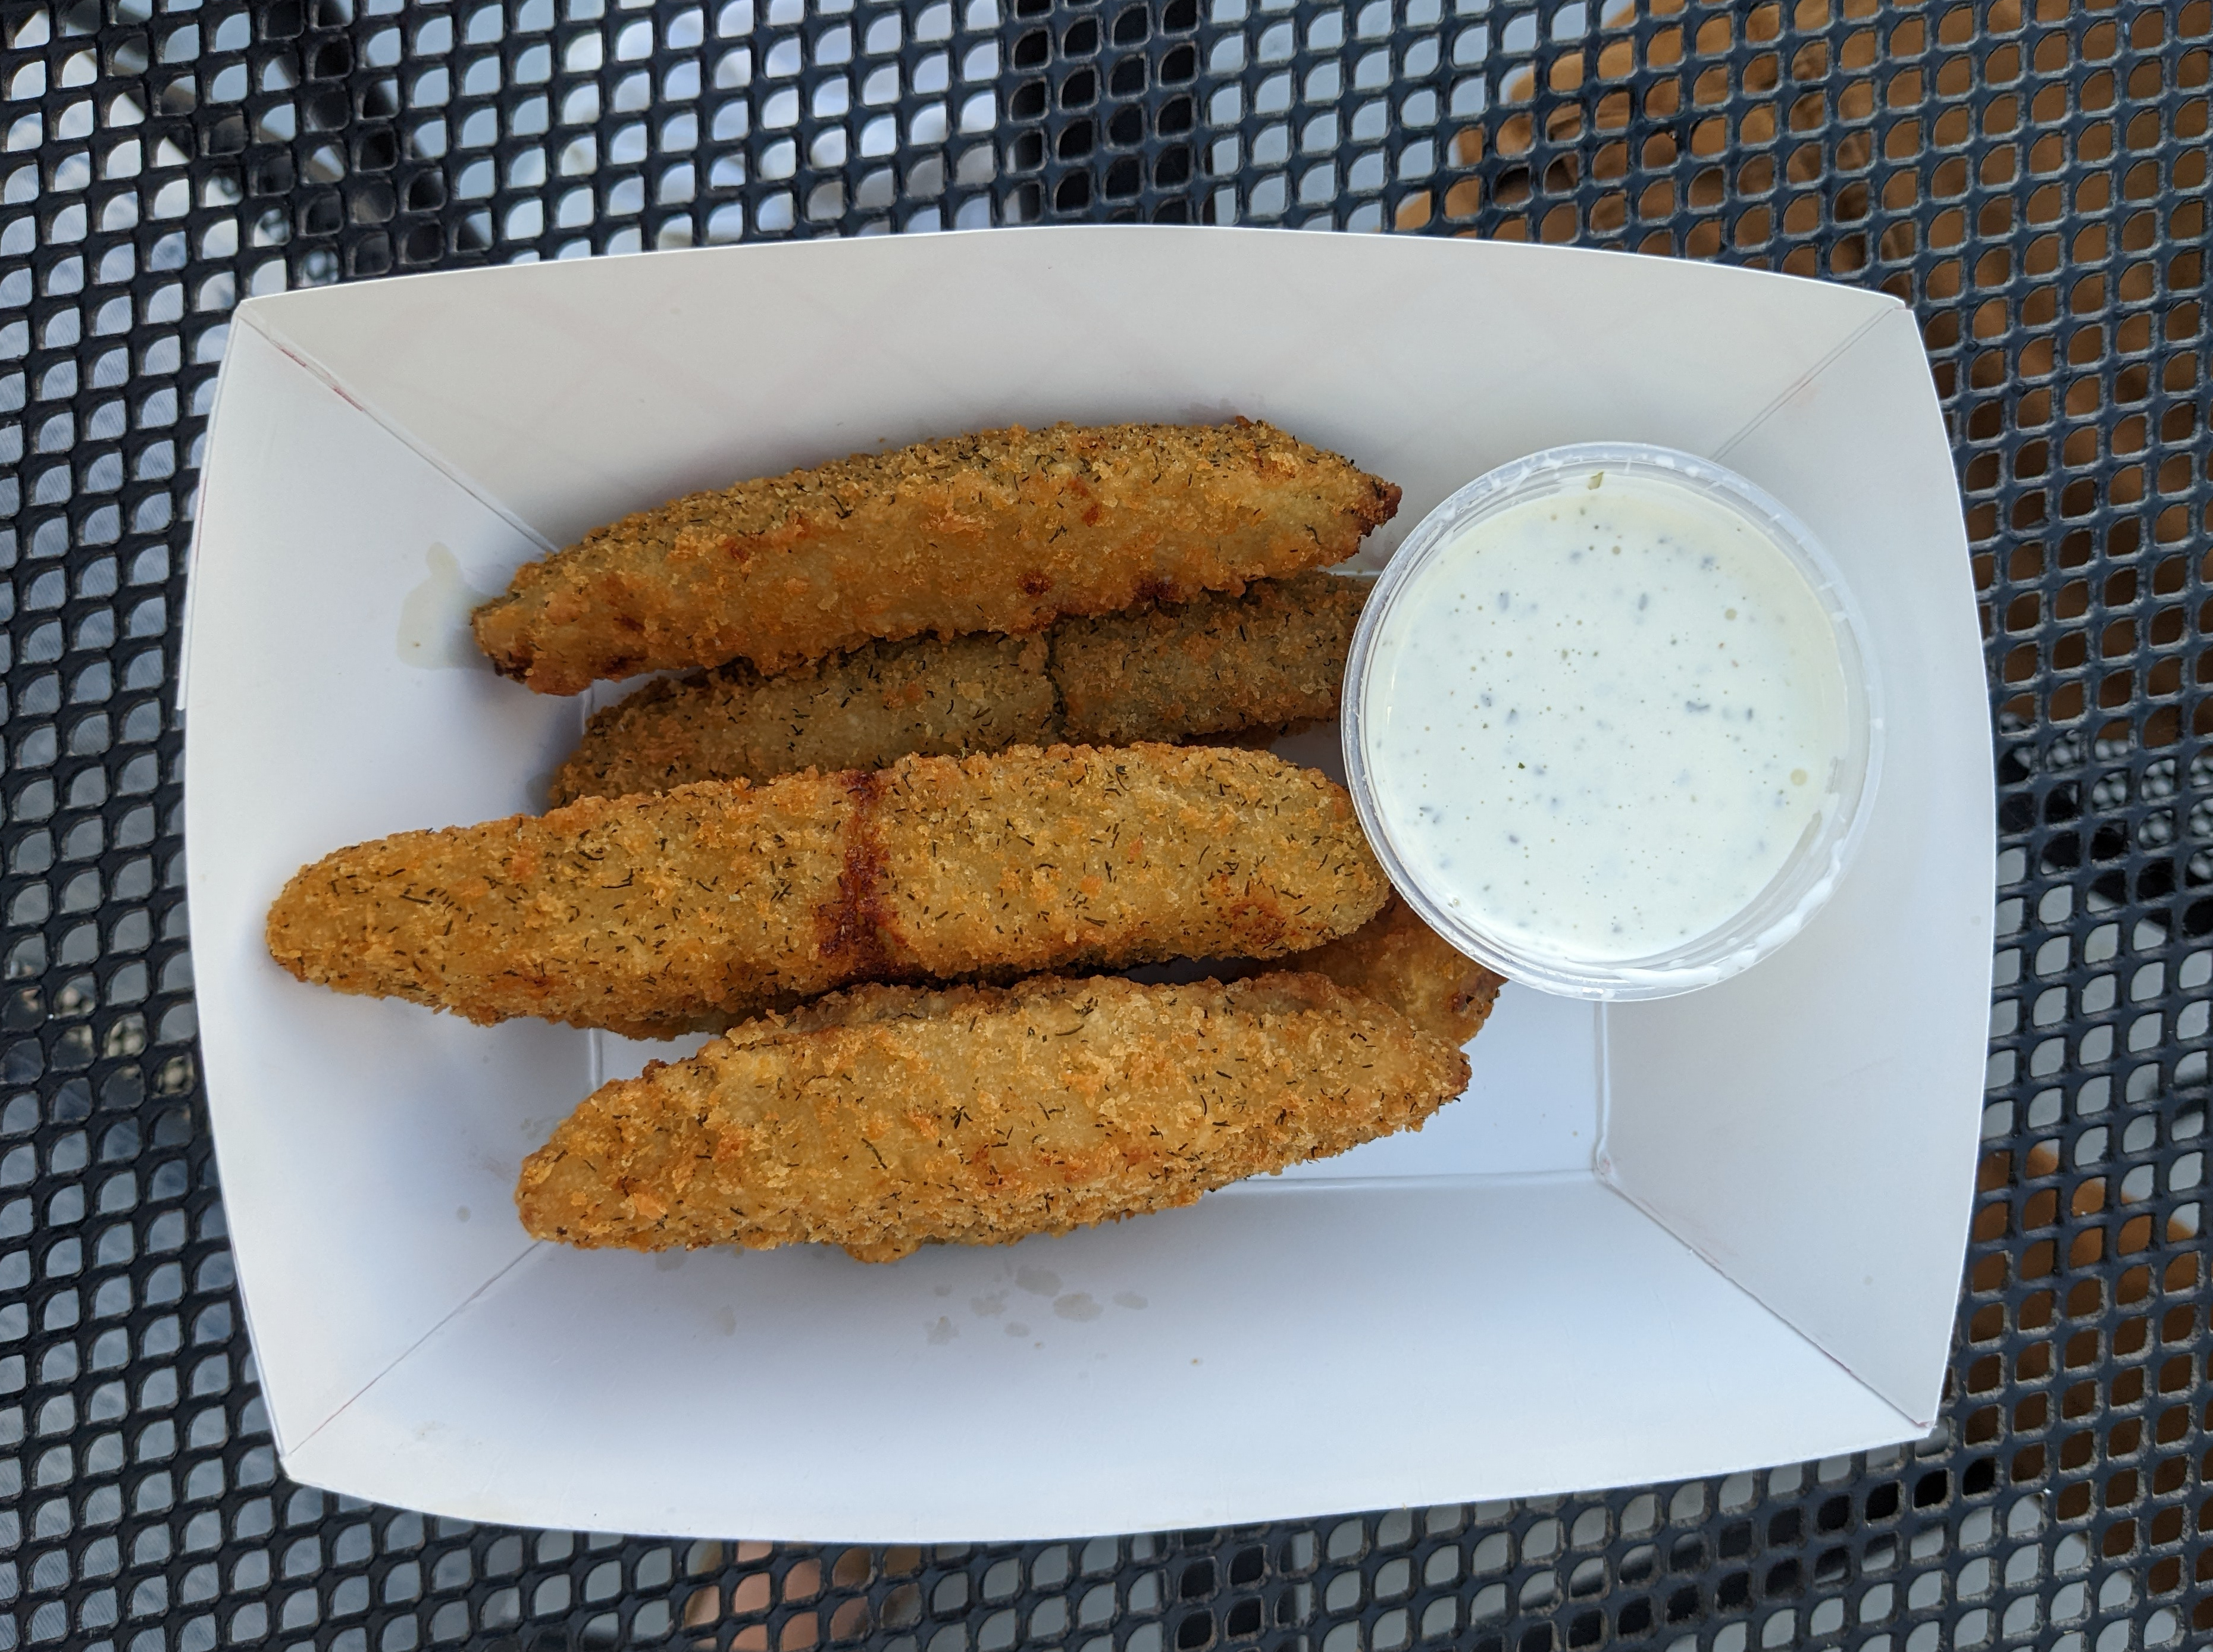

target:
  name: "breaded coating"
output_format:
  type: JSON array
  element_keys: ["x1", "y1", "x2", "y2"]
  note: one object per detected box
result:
[
  {"x1": 514, "y1": 972, "x2": 1471, "y2": 1261},
  {"x1": 1270, "y1": 895, "x2": 1506, "y2": 1048},
  {"x1": 550, "y1": 634, "x2": 1059, "y2": 806},
  {"x1": 549, "y1": 573, "x2": 1367, "y2": 804},
  {"x1": 265, "y1": 744, "x2": 1388, "y2": 1036},
  {"x1": 549, "y1": 634, "x2": 1057, "y2": 805},
  {"x1": 472, "y1": 421, "x2": 1401, "y2": 695},
  {"x1": 1051, "y1": 570, "x2": 1369, "y2": 747}
]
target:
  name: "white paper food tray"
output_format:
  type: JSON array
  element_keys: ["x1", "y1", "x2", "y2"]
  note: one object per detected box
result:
[{"x1": 180, "y1": 227, "x2": 1994, "y2": 1541}]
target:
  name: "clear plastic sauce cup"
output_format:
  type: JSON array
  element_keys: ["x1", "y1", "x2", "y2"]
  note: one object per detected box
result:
[{"x1": 1342, "y1": 442, "x2": 1883, "y2": 1001}]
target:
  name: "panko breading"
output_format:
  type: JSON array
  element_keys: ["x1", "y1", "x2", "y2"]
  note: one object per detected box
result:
[
  {"x1": 514, "y1": 972, "x2": 1472, "y2": 1261},
  {"x1": 472, "y1": 421, "x2": 1400, "y2": 695},
  {"x1": 265, "y1": 744, "x2": 1388, "y2": 1036},
  {"x1": 549, "y1": 573, "x2": 1369, "y2": 804},
  {"x1": 550, "y1": 634, "x2": 1060, "y2": 807},
  {"x1": 1269, "y1": 895, "x2": 1506, "y2": 1048},
  {"x1": 1052, "y1": 569, "x2": 1370, "y2": 747}
]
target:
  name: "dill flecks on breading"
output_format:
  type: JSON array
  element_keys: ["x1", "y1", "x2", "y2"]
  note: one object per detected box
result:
[
  {"x1": 548, "y1": 572, "x2": 1370, "y2": 804},
  {"x1": 472, "y1": 421, "x2": 1400, "y2": 695},
  {"x1": 514, "y1": 971, "x2": 1470, "y2": 1261},
  {"x1": 265, "y1": 744, "x2": 1389, "y2": 1036},
  {"x1": 1239, "y1": 895, "x2": 1505, "y2": 1049}
]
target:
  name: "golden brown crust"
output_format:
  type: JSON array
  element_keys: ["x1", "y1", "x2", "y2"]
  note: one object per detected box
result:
[
  {"x1": 514, "y1": 972, "x2": 1471, "y2": 1260},
  {"x1": 1270, "y1": 895, "x2": 1506, "y2": 1048},
  {"x1": 265, "y1": 744, "x2": 1389, "y2": 1032},
  {"x1": 549, "y1": 573, "x2": 1367, "y2": 804},
  {"x1": 868, "y1": 741, "x2": 1384, "y2": 976},
  {"x1": 267, "y1": 772, "x2": 853, "y2": 1035},
  {"x1": 471, "y1": 421, "x2": 1401, "y2": 695}
]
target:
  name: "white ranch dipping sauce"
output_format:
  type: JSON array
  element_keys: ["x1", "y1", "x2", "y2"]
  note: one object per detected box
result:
[{"x1": 1359, "y1": 466, "x2": 1852, "y2": 969}]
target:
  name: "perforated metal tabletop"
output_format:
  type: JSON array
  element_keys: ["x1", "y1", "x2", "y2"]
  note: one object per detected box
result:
[{"x1": 0, "y1": 0, "x2": 2207, "y2": 1647}]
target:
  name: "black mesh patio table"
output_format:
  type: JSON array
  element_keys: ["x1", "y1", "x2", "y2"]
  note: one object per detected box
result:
[{"x1": 0, "y1": 0, "x2": 2206, "y2": 1648}]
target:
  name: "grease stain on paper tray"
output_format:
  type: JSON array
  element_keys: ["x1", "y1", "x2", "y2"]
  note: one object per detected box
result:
[
  {"x1": 397, "y1": 543, "x2": 499, "y2": 670},
  {"x1": 924, "y1": 1272, "x2": 1150, "y2": 1346}
]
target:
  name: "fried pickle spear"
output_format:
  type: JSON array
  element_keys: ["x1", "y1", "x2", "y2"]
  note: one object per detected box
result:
[
  {"x1": 266, "y1": 744, "x2": 1388, "y2": 1036},
  {"x1": 472, "y1": 421, "x2": 1400, "y2": 695},
  {"x1": 1263, "y1": 895, "x2": 1505, "y2": 1048},
  {"x1": 549, "y1": 573, "x2": 1369, "y2": 804},
  {"x1": 550, "y1": 633, "x2": 1059, "y2": 808},
  {"x1": 1052, "y1": 570, "x2": 1368, "y2": 748},
  {"x1": 515, "y1": 972, "x2": 1470, "y2": 1261}
]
